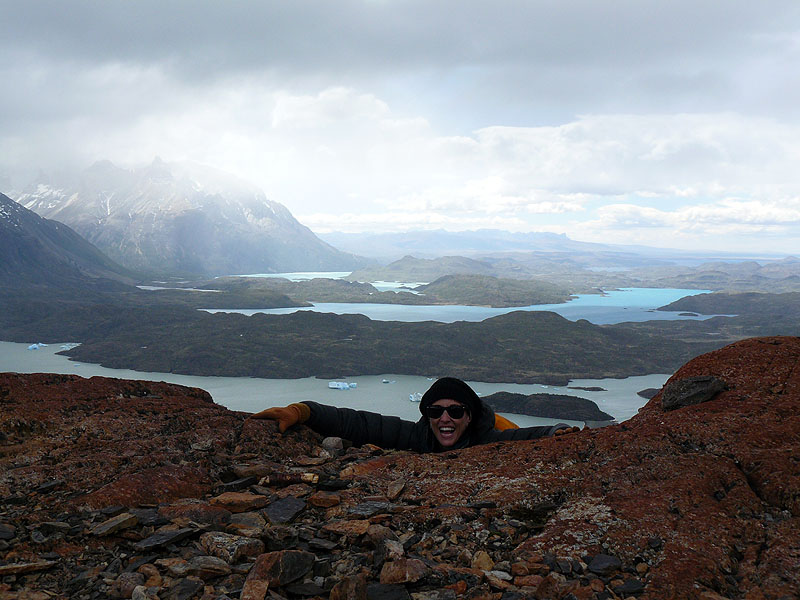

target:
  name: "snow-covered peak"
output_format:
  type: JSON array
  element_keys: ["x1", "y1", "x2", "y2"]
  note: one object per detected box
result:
[
  {"x1": 0, "y1": 194, "x2": 26, "y2": 227},
  {"x1": 9, "y1": 159, "x2": 363, "y2": 276}
]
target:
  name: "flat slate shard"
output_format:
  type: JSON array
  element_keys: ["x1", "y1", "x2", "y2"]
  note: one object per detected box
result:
[
  {"x1": 264, "y1": 495, "x2": 307, "y2": 524},
  {"x1": 348, "y1": 501, "x2": 395, "y2": 517},
  {"x1": 661, "y1": 375, "x2": 728, "y2": 411},
  {"x1": 91, "y1": 512, "x2": 138, "y2": 536},
  {"x1": 134, "y1": 527, "x2": 197, "y2": 551},
  {"x1": 0, "y1": 561, "x2": 57, "y2": 576}
]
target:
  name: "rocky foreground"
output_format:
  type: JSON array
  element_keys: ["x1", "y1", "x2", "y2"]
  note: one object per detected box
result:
[{"x1": 1, "y1": 337, "x2": 798, "y2": 600}]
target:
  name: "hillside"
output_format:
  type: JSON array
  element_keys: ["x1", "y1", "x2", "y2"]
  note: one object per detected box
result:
[
  {"x1": 482, "y1": 391, "x2": 614, "y2": 421},
  {"x1": 348, "y1": 255, "x2": 497, "y2": 282},
  {"x1": 200, "y1": 274, "x2": 572, "y2": 308},
  {"x1": 1, "y1": 336, "x2": 797, "y2": 598},
  {"x1": 15, "y1": 159, "x2": 368, "y2": 277},
  {"x1": 346, "y1": 252, "x2": 800, "y2": 295},
  {"x1": 627, "y1": 258, "x2": 800, "y2": 292},
  {"x1": 415, "y1": 274, "x2": 571, "y2": 307},
  {"x1": 0, "y1": 303, "x2": 709, "y2": 385},
  {"x1": 0, "y1": 192, "x2": 137, "y2": 289}
]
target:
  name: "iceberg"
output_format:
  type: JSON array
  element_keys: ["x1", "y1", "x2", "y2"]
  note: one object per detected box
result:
[
  {"x1": 409, "y1": 392, "x2": 422, "y2": 402},
  {"x1": 328, "y1": 381, "x2": 357, "y2": 390},
  {"x1": 27, "y1": 342, "x2": 48, "y2": 350}
]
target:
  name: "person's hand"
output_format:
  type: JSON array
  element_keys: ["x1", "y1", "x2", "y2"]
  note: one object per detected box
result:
[
  {"x1": 248, "y1": 403, "x2": 310, "y2": 433},
  {"x1": 554, "y1": 426, "x2": 580, "y2": 436}
]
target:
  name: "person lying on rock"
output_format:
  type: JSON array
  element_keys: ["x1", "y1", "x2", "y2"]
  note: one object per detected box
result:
[{"x1": 249, "y1": 376, "x2": 579, "y2": 453}]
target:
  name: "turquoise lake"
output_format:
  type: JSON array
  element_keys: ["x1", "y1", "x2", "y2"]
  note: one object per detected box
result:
[{"x1": 205, "y1": 287, "x2": 717, "y2": 324}]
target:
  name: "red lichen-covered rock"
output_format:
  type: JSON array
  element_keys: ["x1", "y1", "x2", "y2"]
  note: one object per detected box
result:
[
  {"x1": 1, "y1": 336, "x2": 799, "y2": 599},
  {"x1": 378, "y1": 557, "x2": 429, "y2": 584},
  {"x1": 333, "y1": 336, "x2": 800, "y2": 600},
  {"x1": 0, "y1": 372, "x2": 322, "y2": 510},
  {"x1": 322, "y1": 519, "x2": 371, "y2": 537}
]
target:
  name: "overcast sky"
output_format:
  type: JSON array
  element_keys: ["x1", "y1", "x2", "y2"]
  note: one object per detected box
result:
[{"x1": 2, "y1": 1, "x2": 800, "y2": 254}]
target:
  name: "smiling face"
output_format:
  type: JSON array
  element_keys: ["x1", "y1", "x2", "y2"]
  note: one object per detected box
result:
[{"x1": 428, "y1": 399, "x2": 472, "y2": 448}]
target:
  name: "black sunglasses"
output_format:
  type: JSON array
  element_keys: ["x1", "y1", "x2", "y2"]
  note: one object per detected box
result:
[{"x1": 424, "y1": 404, "x2": 469, "y2": 419}]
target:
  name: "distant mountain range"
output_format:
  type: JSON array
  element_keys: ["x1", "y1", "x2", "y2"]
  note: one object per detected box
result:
[
  {"x1": 320, "y1": 229, "x2": 613, "y2": 260},
  {"x1": 321, "y1": 229, "x2": 790, "y2": 267},
  {"x1": 0, "y1": 192, "x2": 135, "y2": 289},
  {"x1": 14, "y1": 159, "x2": 368, "y2": 277}
]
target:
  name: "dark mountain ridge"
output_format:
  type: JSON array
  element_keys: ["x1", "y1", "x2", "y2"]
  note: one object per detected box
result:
[{"x1": 0, "y1": 192, "x2": 137, "y2": 289}]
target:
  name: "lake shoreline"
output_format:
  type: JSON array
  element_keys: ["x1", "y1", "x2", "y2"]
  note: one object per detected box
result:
[
  {"x1": 1, "y1": 340, "x2": 669, "y2": 424},
  {"x1": 201, "y1": 287, "x2": 717, "y2": 325}
]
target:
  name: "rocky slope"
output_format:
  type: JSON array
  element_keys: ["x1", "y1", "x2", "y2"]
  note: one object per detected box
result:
[
  {"x1": 1, "y1": 337, "x2": 798, "y2": 599},
  {"x1": 15, "y1": 159, "x2": 366, "y2": 277}
]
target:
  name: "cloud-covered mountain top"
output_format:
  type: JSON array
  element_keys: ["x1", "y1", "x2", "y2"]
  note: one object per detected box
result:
[{"x1": 15, "y1": 160, "x2": 366, "y2": 277}]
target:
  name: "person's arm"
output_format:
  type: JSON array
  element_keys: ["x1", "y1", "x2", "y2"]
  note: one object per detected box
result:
[
  {"x1": 250, "y1": 401, "x2": 425, "y2": 451},
  {"x1": 303, "y1": 401, "x2": 424, "y2": 450},
  {"x1": 481, "y1": 422, "x2": 578, "y2": 443}
]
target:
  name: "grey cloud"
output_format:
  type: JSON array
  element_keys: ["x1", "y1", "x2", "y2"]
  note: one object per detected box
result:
[
  {"x1": 4, "y1": 1, "x2": 798, "y2": 81},
  {"x1": 2, "y1": 0, "x2": 799, "y2": 180}
]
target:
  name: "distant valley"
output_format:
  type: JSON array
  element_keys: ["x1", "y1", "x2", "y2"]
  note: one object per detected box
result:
[{"x1": 347, "y1": 253, "x2": 800, "y2": 295}]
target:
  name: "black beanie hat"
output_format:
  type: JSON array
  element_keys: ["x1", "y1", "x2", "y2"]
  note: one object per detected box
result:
[{"x1": 419, "y1": 377, "x2": 481, "y2": 418}]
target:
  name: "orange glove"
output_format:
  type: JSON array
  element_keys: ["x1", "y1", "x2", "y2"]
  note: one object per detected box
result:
[
  {"x1": 554, "y1": 426, "x2": 581, "y2": 436},
  {"x1": 248, "y1": 403, "x2": 311, "y2": 433}
]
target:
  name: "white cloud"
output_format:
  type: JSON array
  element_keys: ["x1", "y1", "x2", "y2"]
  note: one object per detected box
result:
[
  {"x1": 2, "y1": 1, "x2": 800, "y2": 253},
  {"x1": 298, "y1": 210, "x2": 528, "y2": 234},
  {"x1": 7, "y1": 80, "x2": 800, "y2": 252},
  {"x1": 570, "y1": 197, "x2": 800, "y2": 252}
]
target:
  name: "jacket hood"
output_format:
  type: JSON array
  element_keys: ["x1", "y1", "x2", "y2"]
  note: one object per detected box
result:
[{"x1": 419, "y1": 377, "x2": 483, "y2": 421}]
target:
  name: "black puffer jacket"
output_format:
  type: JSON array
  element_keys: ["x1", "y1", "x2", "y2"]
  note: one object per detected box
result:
[{"x1": 302, "y1": 400, "x2": 566, "y2": 453}]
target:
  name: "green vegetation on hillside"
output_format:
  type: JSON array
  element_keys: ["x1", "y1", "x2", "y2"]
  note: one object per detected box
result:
[{"x1": 416, "y1": 274, "x2": 571, "y2": 307}]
